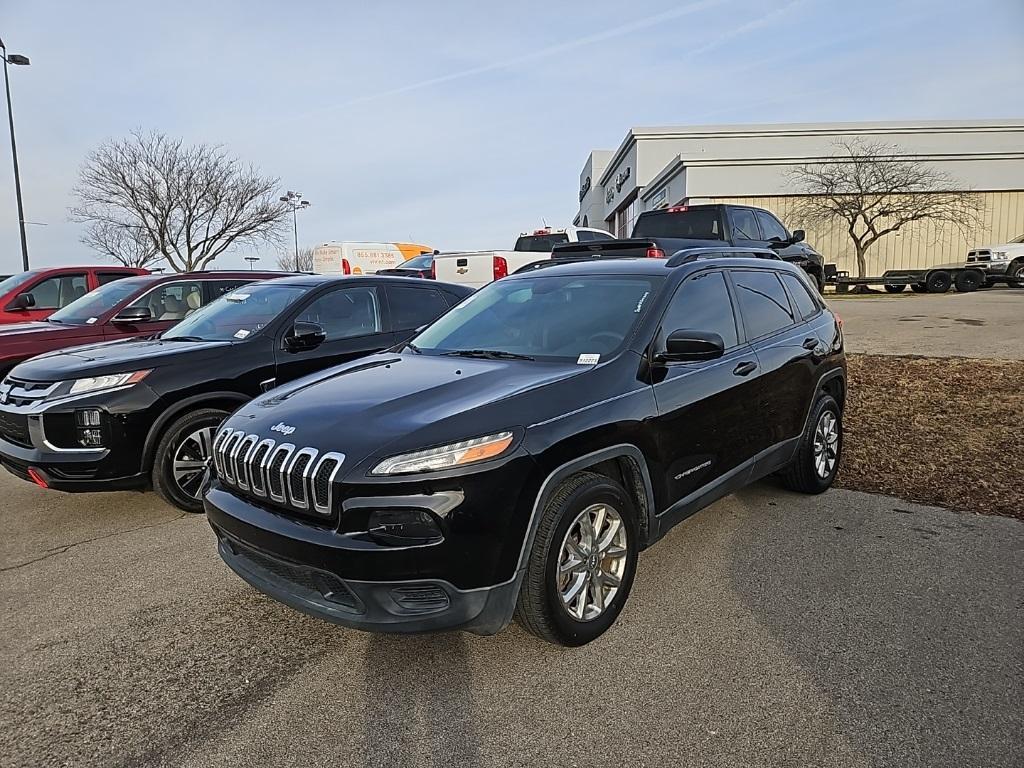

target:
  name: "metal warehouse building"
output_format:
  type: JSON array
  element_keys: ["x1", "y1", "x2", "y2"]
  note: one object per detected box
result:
[{"x1": 575, "y1": 120, "x2": 1024, "y2": 275}]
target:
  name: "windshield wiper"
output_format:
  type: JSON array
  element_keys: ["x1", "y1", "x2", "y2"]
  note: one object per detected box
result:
[
  {"x1": 163, "y1": 335, "x2": 206, "y2": 342},
  {"x1": 443, "y1": 349, "x2": 535, "y2": 361},
  {"x1": 405, "y1": 342, "x2": 422, "y2": 354}
]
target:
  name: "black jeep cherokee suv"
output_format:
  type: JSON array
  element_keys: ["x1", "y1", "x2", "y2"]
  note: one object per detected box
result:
[
  {"x1": 0, "y1": 275, "x2": 471, "y2": 512},
  {"x1": 205, "y1": 254, "x2": 845, "y2": 646}
]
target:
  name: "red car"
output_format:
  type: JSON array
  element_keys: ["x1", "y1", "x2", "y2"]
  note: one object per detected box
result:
[
  {"x1": 0, "y1": 271, "x2": 289, "y2": 378},
  {"x1": 0, "y1": 266, "x2": 147, "y2": 324}
]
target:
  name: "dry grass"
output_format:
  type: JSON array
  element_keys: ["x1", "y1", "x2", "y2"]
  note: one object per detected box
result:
[{"x1": 837, "y1": 354, "x2": 1023, "y2": 519}]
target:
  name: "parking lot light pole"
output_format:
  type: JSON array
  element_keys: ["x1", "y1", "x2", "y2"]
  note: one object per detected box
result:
[
  {"x1": 1, "y1": 38, "x2": 30, "y2": 272},
  {"x1": 244, "y1": 256, "x2": 259, "y2": 271},
  {"x1": 279, "y1": 191, "x2": 311, "y2": 272}
]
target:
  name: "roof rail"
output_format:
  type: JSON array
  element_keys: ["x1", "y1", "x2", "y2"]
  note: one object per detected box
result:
[{"x1": 665, "y1": 247, "x2": 783, "y2": 268}]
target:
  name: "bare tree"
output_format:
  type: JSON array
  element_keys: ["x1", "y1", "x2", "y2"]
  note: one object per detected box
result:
[
  {"x1": 275, "y1": 246, "x2": 315, "y2": 272},
  {"x1": 790, "y1": 139, "x2": 983, "y2": 278},
  {"x1": 81, "y1": 221, "x2": 164, "y2": 269},
  {"x1": 71, "y1": 130, "x2": 289, "y2": 272}
]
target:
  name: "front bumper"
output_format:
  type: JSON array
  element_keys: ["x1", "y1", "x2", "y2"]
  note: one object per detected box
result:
[
  {"x1": 204, "y1": 451, "x2": 540, "y2": 635},
  {"x1": 215, "y1": 527, "x2": 518, "y2": 634},
  {"x1": 0, "y1": 383, "x2": 161, "y2": 492}
]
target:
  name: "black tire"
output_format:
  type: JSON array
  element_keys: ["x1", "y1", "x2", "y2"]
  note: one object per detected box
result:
[
  {"x1": 883, "y1": 284, "x2": 906, "y2": 293},
  {"x1": 910, "y1": 283, "x2": 927, "y2": 293},
  {"x1": 781, "y1": 394, "x2": 842, "y2": 494},
  {"x1": 1010, "y1": 261, "x2": 1024, "y2": 288},
  {"x1": 925, "y1": 270, "x2": 952, "y2": 293},
  {"x1": 514, "y1": 471, "x2": 639, "y2": 646},
  {"x1": 808, "y1": 268, "x2": 825, "y2": 293},
  {"x1": 152, "y1": 408, "x2": 228, "y2": 513},
  {"x1": 954, "y1": 270, "x2": 982, "y2": 293}
]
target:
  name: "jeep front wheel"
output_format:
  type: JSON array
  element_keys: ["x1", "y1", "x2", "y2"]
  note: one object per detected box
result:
[
  {"x1": 515, "y1": 471, "x2": 638, "y2": 646},
  {"x1": 152, "y1": 408, "x2": 228, "y2": 513}
]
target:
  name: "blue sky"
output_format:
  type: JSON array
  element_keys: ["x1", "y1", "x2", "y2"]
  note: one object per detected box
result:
[{"x1": 1, "y1": 0, "x2": 1022, "y2": 272}]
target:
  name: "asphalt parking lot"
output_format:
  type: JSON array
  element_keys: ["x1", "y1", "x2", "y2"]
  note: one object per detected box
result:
[
  {"x1": 2, "y1": 469, "x2": 1021, "y2": 768},
  {"x1": 830, "y1": 287, "x2": 1024, "y2": 359}
]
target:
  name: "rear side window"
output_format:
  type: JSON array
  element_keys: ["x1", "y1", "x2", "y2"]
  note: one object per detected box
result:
[
  {"x1": 781, "y1": 273, "x2": 820, "y2": 319},
  {"x1": 386, "y1": 286, "x2": 450, "y2": 331},
  {"x1": 732, "y1": 270, "x2": 795, "y2": 338},
  {"x1": 97, "y1": 272, "x2": 134, "y2": 286},
  {"x1": 730, "y1": 209, "x2": 759, "y2": 241},
  {"x1": 660, "y1": 271, "x2": 738, "y2": 349},
  {"x1": 755, "y1": 211, "x2": 789, "y2": 242}
]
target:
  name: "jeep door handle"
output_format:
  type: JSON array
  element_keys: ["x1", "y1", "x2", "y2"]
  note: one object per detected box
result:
[
  {"x1": 733, "y1": 361, "x2": 758, "y2": 376},
  {"x1": 802, "y1": 337, "x2": 819, "y2": 350}
]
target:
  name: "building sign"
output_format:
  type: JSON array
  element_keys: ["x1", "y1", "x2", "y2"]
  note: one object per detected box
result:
[
  {"x1": 605, "y1": 166, "x2": 632, "y2": 204},
  {"x1": 579, "y1": 176, "x2": 591, "y2": 202},
  {"x1": 649, "y1": 188, "x2": 669, "y2": 209}
]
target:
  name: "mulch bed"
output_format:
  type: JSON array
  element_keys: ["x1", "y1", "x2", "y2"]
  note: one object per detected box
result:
[{"x1": 837, "y1": 354, "x2": 1023, "y2": 519}]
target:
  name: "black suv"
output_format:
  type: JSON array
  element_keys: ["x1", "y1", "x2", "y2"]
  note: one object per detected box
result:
[
  {"x1": 0, "y1": 275, "x2": 471, "y2": 512},
  {"x1": 205, "y1": 254, "x2": 845, "y2": 646}
]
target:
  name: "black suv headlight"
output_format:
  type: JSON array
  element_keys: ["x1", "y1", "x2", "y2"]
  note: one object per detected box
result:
[{"x1": 370, "y1": 431, "x2": 515, "y2": 476}]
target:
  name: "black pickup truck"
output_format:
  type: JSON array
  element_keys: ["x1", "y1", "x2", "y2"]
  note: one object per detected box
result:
[{"x1": 553, "y1": 204, "x2": 825, "y2": 290}]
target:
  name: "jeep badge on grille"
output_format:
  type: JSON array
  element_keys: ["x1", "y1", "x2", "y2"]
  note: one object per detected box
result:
[{"x1": 271, "y1": 422, "x2": 296, "y2": 436}]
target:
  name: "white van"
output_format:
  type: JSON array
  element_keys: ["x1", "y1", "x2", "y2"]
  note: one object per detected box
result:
[
  {"x1": 312, "y1": 242, "x2": 433, "y2": 276},
  {"x1": 433, "y1": 227, "x2": 615, "y2": 289}
]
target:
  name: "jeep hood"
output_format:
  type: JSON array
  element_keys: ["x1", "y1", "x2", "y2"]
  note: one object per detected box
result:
[{"x1": 224, "y1": 352, "x2": 589, "y2": 470}]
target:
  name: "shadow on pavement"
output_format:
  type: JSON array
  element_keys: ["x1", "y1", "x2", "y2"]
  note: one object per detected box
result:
[{"x1": 362, "y1": 632, "x2": 482, "y2": 768}]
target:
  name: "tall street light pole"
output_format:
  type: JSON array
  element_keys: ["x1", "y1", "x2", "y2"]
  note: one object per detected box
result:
[
  {"x1": 279, "y1": 190, "x2": 310, "y2": 272},
  {"x1": 0, "y1": 38, "x2": 30, "y2": 272}
]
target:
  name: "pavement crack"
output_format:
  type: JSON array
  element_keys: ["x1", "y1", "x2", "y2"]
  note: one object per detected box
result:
[{"x1": 0, "y1": 513, "x2": 190, "y2": 573}]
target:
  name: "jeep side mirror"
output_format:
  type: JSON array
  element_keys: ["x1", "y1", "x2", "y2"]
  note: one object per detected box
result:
[
  {"x1": 8, "y1": 292, "x2": 35, "y2": 311},
  {"x1": 111, "y1": 306, "x2": 153, "y2": 324},
  {"x1": 658, "y1": 330, "x2": 725, "y2": 362},
  {"x1": 791, "y1": 229, "x2": 805, "y2": 244},
  {"x1": 284, "y1": 321, "x2": 326, "y2": 352}
]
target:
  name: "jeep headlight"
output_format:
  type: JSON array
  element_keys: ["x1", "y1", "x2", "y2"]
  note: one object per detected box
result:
[
  {"x1": 68, "y1": 370, "x2": 151, "y2": 395},
  {"x1": 371, "y1": 431, "x2": 515, "y2": 475}
]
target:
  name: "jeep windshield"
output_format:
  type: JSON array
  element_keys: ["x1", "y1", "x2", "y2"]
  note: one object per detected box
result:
[
  {"x1": 47, "y1": 276, "x2": 154, "y2": 325},
  {"x1": 632, "y1": 208, "x2": 723, "y2": 239},
  {"x1": 410, "y1": 273, "x2": 663, "y2": 362},
  {"x1": 163, "y1": 283, "x2": 304, "y2": 342}
]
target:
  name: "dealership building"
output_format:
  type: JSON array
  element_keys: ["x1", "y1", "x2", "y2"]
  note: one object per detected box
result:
[{"x1": 574, "y1": 120, "x2": 1024, "y2": 274}]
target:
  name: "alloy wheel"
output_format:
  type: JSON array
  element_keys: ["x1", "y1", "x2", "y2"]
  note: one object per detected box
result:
[
  {"x1": 813, "y1": 411, "x2": 839, "y2": 479},
  {"x1": 556, "y1": 503, "x2": 629, "y2": 621},
  {"x1": 173, "y1": 426, "x2": 216, "y2": 498}
]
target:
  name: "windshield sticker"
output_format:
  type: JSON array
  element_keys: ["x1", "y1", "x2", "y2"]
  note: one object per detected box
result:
[
  {"x1": 577, "y1": 353, "x2": 600, "y2": 365},
  {"x1": 233, "y1": 329, "x2": 251, "y2": 339},
  {"x1": 634, "y1": 291, "x2": 650, "y2": 313},
  {"x1": 86, "y1": 317, "x2": 97, "y2": 324},
  {"x1": 226, "y1": 293, "x2": 250, "y2": 303}
]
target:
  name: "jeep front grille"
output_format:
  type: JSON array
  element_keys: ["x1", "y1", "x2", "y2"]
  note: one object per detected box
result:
[{"x1": 212, "y1": 428, "x2": 345, "y2": 515}]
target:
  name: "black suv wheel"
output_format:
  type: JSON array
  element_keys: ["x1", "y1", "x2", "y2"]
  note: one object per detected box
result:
[
  {"x1": 152, "y1": 408, "x2": 227, "y2": 512},
  {"x1": 782, "y1": 394, "x2": 842, "y2": 494},
  {"x1": 515, "y1": 471, "x2": 639, "y2": 646}
]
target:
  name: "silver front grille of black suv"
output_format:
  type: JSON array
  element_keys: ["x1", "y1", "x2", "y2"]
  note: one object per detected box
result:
[{"x1": 212, "y1": 428, "x2": 346, "y2": 515}]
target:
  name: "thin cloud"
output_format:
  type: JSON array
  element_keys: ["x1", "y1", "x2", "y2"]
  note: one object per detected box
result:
[
  {"x1": 299, "y1": 0, "x2": 732, "y2": 115},
  {"x1": 685, "y1": 0, "x2": 807, "y2": 58}
]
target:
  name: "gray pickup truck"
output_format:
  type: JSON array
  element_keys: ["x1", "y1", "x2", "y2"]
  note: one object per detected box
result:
[{"x1": 552, "y1": 204, "x2": 825, "y2": 290}]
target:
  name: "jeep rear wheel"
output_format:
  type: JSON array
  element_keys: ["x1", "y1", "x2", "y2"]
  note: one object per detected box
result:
[
  {"x1": 152, "y1": 408, "x2": 228, "y2": 513},
  {"x1": 782, "y1": 394, "x2": 842, "y2": 494},
  {"x1": 515, "y1": 471, "x2": 638, "y2": 646}
]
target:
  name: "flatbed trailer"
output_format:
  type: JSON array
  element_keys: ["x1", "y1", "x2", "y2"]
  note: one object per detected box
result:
[{"x1": 823, "y1": 264, "x2": 1024, "y2": 294}]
